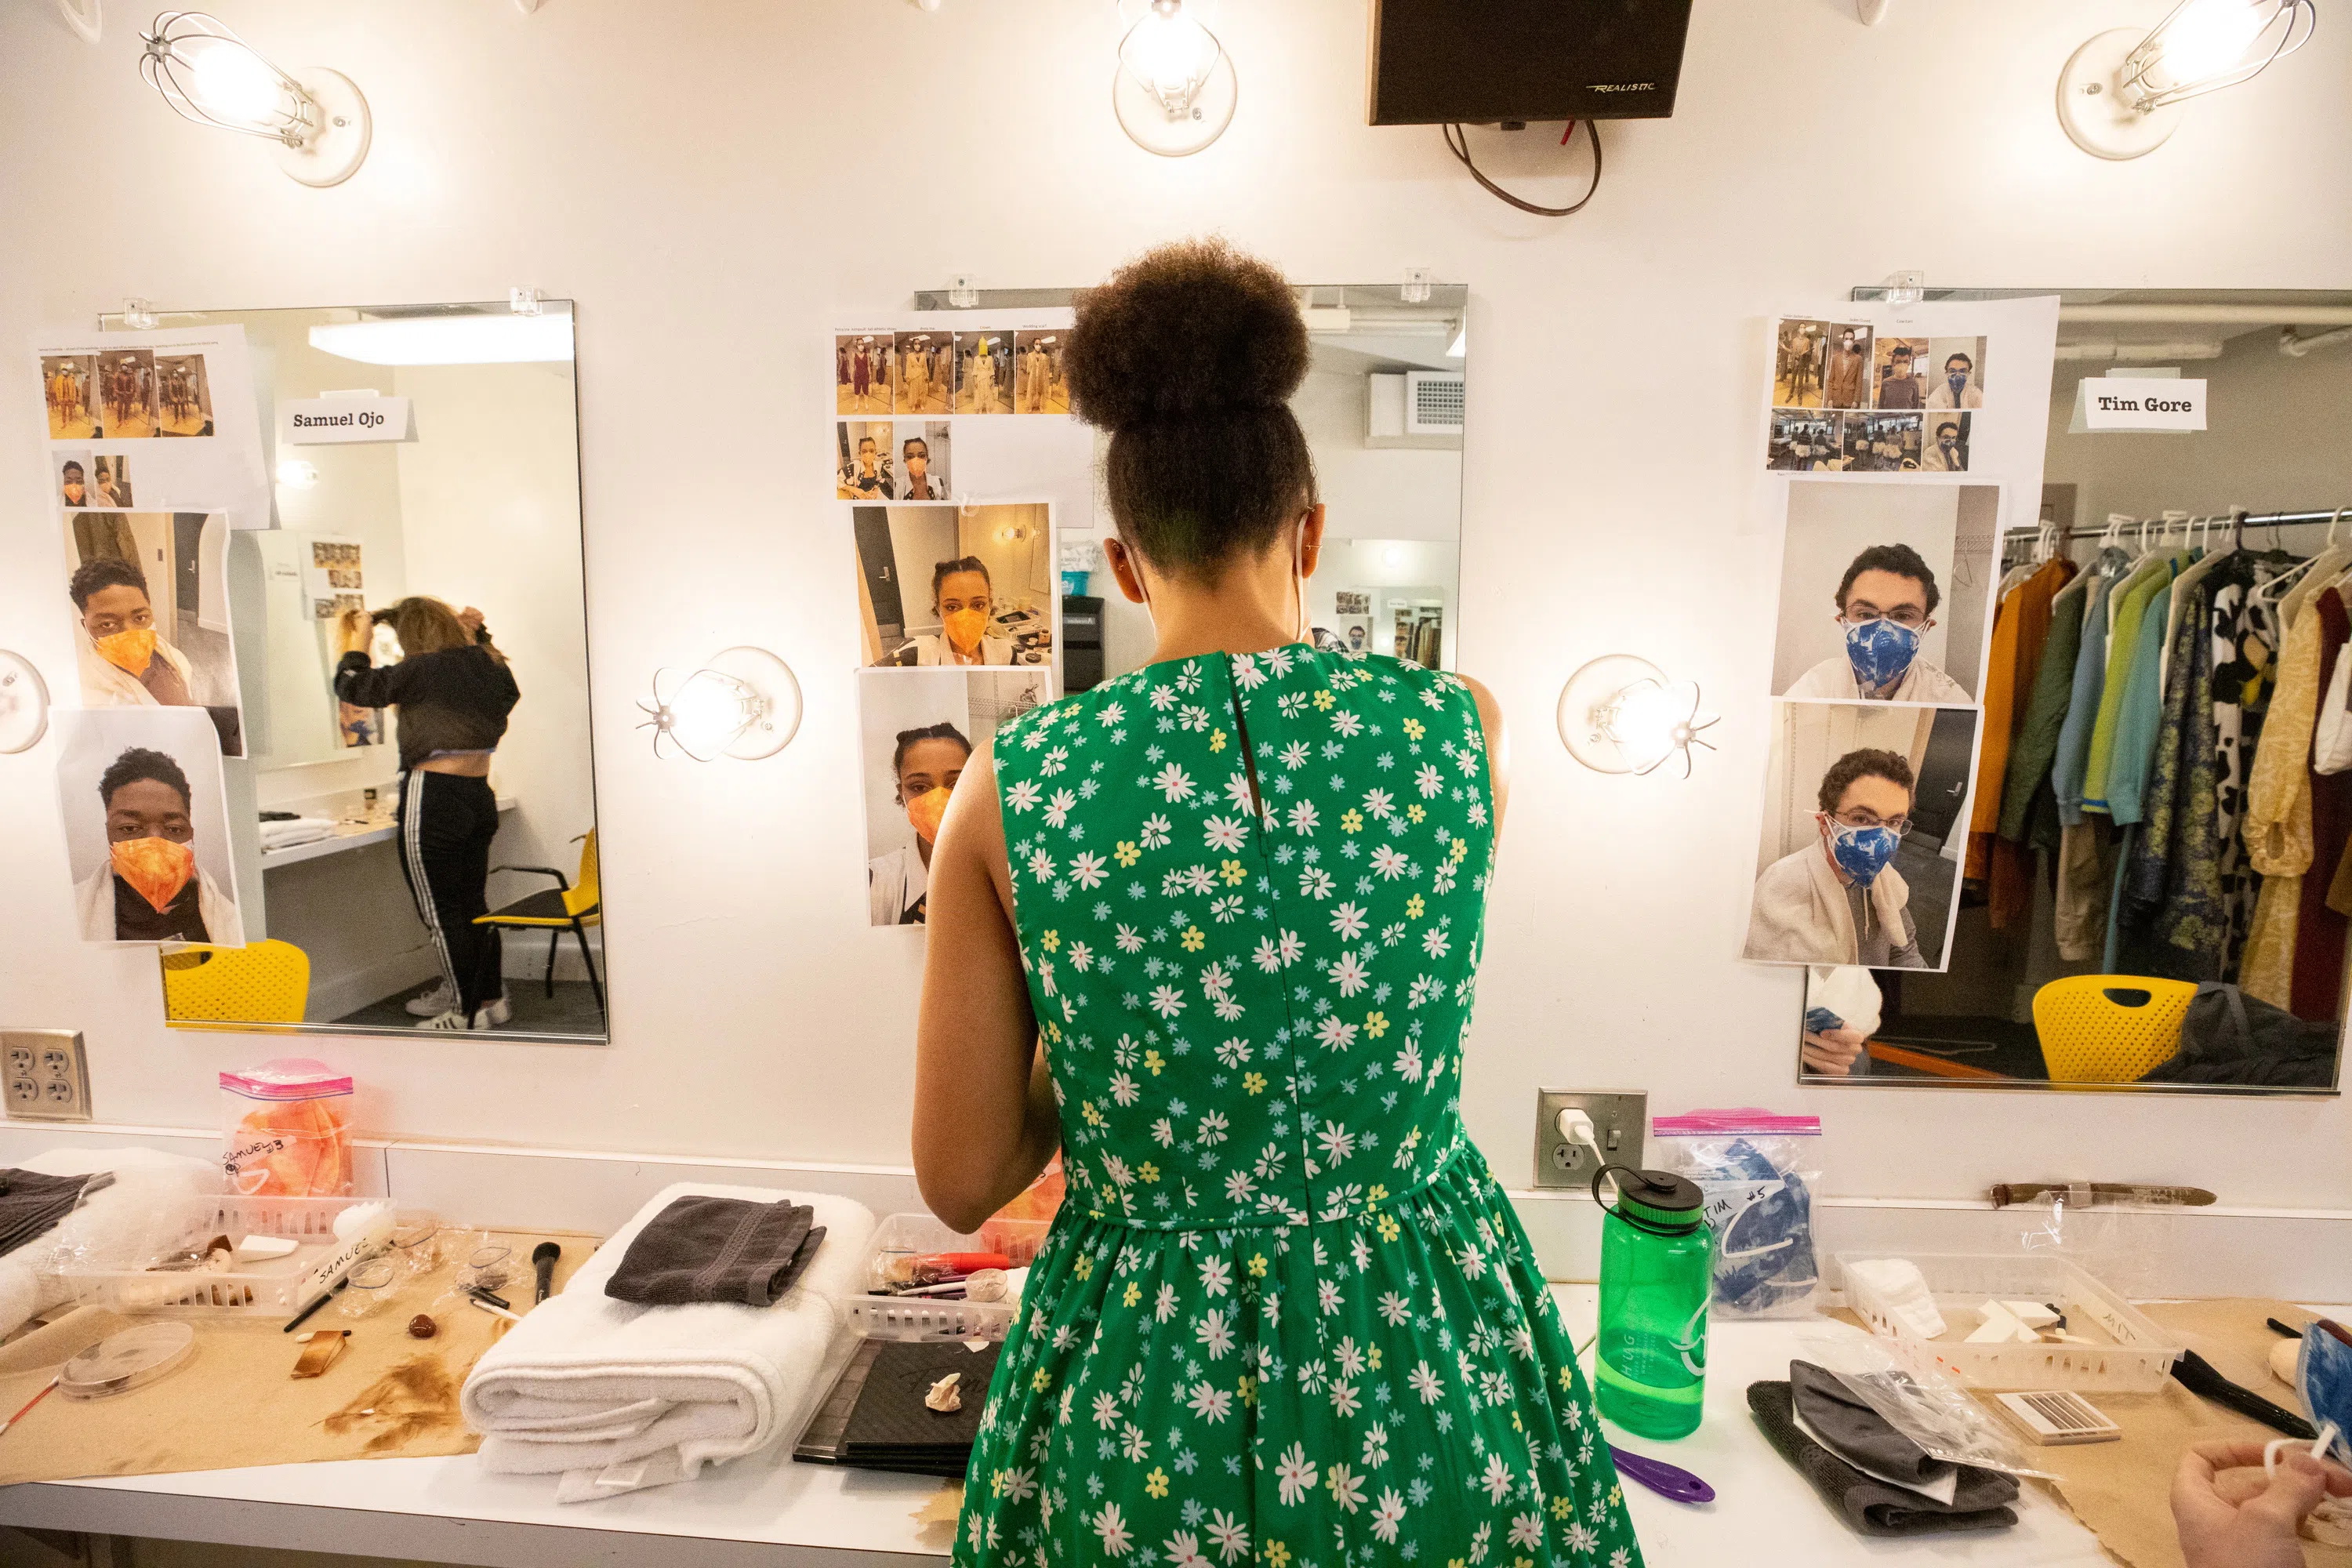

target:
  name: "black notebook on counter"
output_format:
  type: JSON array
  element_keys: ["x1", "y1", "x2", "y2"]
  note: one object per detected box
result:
[{"x1": 795, "y1": 1338, "x2": 1001, "y2": 1478}]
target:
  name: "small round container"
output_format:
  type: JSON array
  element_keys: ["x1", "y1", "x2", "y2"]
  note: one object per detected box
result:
[
  {"x1": 390, "y1": 1210, "x2": 444, "y2": 1275},
  {"x1": 458, "y1": 1242, "x2": 512, "y2": 1294},
  {"x1": 336, "y1": 1257, "x2": 401, "y2": 1319},
  {"x1": 60, "y1": 1322, "x2": 197, "y2": 1400}
]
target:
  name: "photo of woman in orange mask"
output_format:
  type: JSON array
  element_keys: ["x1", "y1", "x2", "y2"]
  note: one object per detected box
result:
[
  {"x1": 868, "y1": 720, "x2": 971, "y2": 927},
  {"x1": 906, "y1": 557, "x2": 1017, "y2": 666},
  {"x1": 71, "y1": 740, "x2": 242, "y2": 945}
]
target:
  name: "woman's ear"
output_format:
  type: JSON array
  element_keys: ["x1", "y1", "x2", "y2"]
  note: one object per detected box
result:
[
  {"x1": 1102, "y1": 536, "x2": 1150, "y2": 606},
  {"x1": 1300, "y1": 503, "x2": 1328, "y2": 577}
]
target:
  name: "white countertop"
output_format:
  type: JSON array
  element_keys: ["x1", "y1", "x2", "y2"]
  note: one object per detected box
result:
[
  {"x1": 0, "y1": 1287, "x2": 2113, "y2": 1568},
  {"x1": 261, "y1": 793, "x2": 518, "y2": 870}
]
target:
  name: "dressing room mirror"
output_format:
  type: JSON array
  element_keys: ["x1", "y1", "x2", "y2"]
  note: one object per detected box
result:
[
  {"x1": 125, "y1": 301, "x2": 605, "y2": 1043},
  {"x1": 1802, "y1": 288, "x2": 2351, "y2": 1093},
  {"x1": 1075, "y1": 284, "x2": 1465, "y2": 684}
]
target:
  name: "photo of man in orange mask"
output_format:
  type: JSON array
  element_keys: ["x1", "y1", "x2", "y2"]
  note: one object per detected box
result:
[
  {"x1": 72, "y1": 742, "x2": 242, "y2": 944},
  {"x1": 69, "y1": 555, "x2": 198, "y2": 710}
]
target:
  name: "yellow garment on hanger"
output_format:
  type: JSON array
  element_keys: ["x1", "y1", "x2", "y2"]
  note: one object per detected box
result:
[{"x1": 2238, "y1": 605, "x2": 2328, "y2": 1007}]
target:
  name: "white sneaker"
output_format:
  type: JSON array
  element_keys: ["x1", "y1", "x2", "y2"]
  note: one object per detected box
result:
[
  {"x1": 472, "y1": 995, "x2": 512, "y2": 1029},
  {"x1": 414, "y1": 1009, "x2": 472, "y2": 1032},
  {"x1": 405, "y1": 982, "x2": 456, "y2": 1017}
]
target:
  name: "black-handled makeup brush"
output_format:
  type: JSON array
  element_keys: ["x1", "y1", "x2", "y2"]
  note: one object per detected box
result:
[
  {"x1": 532, "y1": 1241, "x2": 561, "y2": 1304},
  {"x1": 2172, "y1": 1348, "x2": 2317, "y2": 1440}
]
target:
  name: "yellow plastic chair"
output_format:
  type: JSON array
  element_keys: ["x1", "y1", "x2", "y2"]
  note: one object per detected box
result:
[
  {"x1": 2031, "y1": 975, "x2": 2198, "y2": 1083},
  {"x1": 159, "y1": 940, "x2": 311, "y2": 1026},
  {"x1": 475, "y1": 829, "x2": 604, "y2": 1013}
]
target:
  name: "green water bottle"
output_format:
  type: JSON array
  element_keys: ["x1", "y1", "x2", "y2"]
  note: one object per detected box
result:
[{"x1": 1592, "y1": 1165, "x2": 1711, "y2": 1440}]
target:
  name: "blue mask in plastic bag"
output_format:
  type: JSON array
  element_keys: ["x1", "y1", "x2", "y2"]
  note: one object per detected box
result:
[
  {"x1": 2302, "y1": 1319, "x2": 2352, "y2": 1463},
  {"x1": 1824, "y1": 818, "x2": 1901, "y2": 886},
  {"x1": 1702, "y1": 1139, "x2": 1819, "y2": 1316},
  {"x1": 1842, "y1": 616, "x2": 1921, "y2": 692}
]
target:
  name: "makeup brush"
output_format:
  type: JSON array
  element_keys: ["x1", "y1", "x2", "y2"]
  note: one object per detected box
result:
[{"x1": 532, "y1": 1241, "x2": 561, "y2": 1304}]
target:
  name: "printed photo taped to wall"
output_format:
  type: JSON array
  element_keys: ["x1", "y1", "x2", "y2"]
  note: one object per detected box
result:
[
  {"x1": 42, "y1": 353, "x2": 98, "y2": 439},
  {"x1": 837, "y1": 420, "x2": 895, "y2": 499},
  {"x1": 1773, "y1": 318, "x2": 1831, "y2": 408},
  {"x1": 1846, "y1": 411, "x2": 1923, "y2": 473},
  {"x1": 858, "y1": 667, "x2": 1050, "y2": 928},
  {"x1": 93, "y1": 347, "x2": 159, "y2": 439},
  {"x1": 1924, "y1": 337, "x2": 1986, "y2": 409},
  {"x1": 851, "y1": 502, "x2": 1057, "y2": 670},
  {"x1": 955, "y1": 331, "x2": 1015, "y2": 415},
  {"x1": 893, "y1": 331, "x2": 952, "y2": 416},
  {"x1": 1773, "y1": 481, "x2": 1996, "y2": 702},
  {"x1": 837, "y1": 332, "x2": 893, "y2": 415},
  {"x1": 154, "y1": 352, "x2": 215, "y2": 437},
  {"x1": 1872, "y1": 336, "x2": 1931, "y2": 410},
  {"x1": 1768, "y1": 408, "x2": 1842, "y2": 472},
  {"x1": 1014, "y1": 329, "x2": 1069, "y2": 415},
  {"x1": 1922, "y1": 412, "x2": 1972, "y2": 472},
  {"x1": 1744, "y1": 699, "x2": 1979, "y2": 974},
  {"x1": 1821, "y1": 322, "x2": 1875, "y2": 409}
]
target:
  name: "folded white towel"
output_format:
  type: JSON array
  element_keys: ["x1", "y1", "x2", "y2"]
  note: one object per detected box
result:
[
  {"x1": 462, "y1": 1182, "x2": 876, "y2": 1501},
  {"x1": 260, "y1": 816, "x2": 338, "y2": 850}
]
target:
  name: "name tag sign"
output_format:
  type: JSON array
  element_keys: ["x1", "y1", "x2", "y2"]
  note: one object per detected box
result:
[
  {"x1": 280, "y1": 394, "x2": 416, "y2": 445},
  {"x1": 2069, "y1": 377, "x2": 2208, "y2": 434}
]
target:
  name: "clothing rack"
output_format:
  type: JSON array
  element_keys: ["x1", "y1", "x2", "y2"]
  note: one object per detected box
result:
[{"x1": 2013, "y1": 506, "x2": 2350, "y2": 543}]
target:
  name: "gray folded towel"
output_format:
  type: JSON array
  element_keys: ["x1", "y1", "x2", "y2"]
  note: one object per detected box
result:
[
  {"x1": 602, "y1": 1195, "x2": 826, "y2": 1308},
  {"x1": 0, "y1": 1168, "x2": 111, "y2": 1259}
]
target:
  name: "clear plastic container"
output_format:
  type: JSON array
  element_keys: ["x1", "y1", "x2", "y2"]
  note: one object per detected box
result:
[
  {"x1": 59, "y1": 1192, "x2": 380, "y2": 1319},
  {"x1": 844, "y1": 1213, "x2": 1029, "y2": 1341},
  {"x1": 1835, "y1": 1250, "x2": 2182, "y2": 1392}
]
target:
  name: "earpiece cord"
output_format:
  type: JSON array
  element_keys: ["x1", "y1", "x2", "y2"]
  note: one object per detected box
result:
[{"x1": 1442, "y1": 120, "x2": 1604, "y2": 217}]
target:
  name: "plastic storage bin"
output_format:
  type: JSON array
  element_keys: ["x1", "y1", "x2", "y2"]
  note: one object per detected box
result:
[
  {"x1": 60, "y1": 1192, "x2": 382, "y2": 1319},
  {"x1": 1834, "y1": 1250, "x2": 2182, "y2": 1393},
  {"x1": 844, "y1": 1212, "x2": 1044, "y2": 1342}
]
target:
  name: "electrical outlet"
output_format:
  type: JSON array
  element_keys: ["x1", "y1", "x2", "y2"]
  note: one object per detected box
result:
[
  {"x1": 2, "y1": 1030, "x2": 91, "y2": 1123},
  {"x1": 1534, "y1": 1089, "x2": 1645, "y2": 1191}
]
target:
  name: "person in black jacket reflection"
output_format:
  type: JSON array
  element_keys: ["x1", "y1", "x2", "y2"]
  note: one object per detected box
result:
[{"x1": 333, "y1": 597, "x2": 521, "y2": 1033}]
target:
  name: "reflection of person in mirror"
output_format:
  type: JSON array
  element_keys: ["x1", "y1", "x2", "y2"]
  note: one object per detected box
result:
[
  {"x1": 1784, "y1": 543, "x2": 1972, "y2": 702},
  {"x1": 905, "y1": 557, "x2": 1016, "y2": 665},
  {"x1": 870, "y1": 721, "x2": 971, "y2": 926},
  {"x1": 1925, "y1": 352, "x2": 1982, "y2": 409},
  {"x1": 333, "y1": 598, "x2": 521, "y2": 1033},
  {"x1": 840, "y1": 434, "x2": 891, "y2": 499},
  {"x1": 897, "y1": 435, "x2": 946, "y2": 501},
  {"x1": 60, "y1": 459, "x2": 87, "y2": 508},
  {"x1": 1746, "y1": 748, "x2": 1926, "y2": 968},
  {"x1": 1801, "y1": 966, "x2": 1882, "y2": 1078},
  {"x1": 71, "y1": 557, "x2": 198, "y2": 710},
  {"x1": 1824, "y1": 328, "x2": 1869, "y2": 408},
  {"x1": 76, "y1": 746, "x2": 241, "y2": 943},
  {"x1": 1922, "y1": 417, "x2": 1969, "y2": 472}
]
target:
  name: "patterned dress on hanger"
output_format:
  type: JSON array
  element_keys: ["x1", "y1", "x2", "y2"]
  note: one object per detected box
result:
[{"x1": 957, "y1": 645, "x2": 1641, "y2": 1568}]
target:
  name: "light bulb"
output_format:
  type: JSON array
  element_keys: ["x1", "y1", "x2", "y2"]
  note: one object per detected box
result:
[
  {"x1": 1121, "y1": 2, "x2": 1218, "y2": 100},
  {"x1": 2153, "y1": 0, "x2": 2270, "y2": 85},
  {"x1": 1606, "y1": 680, "x2": 1684, "y2": 773},
  {"x1": 665, "y1": 669, "x2": 757, "y2": 757},
  {"x1": 1382, "y1": 546, "x2": 1406, "y2": 568},
  {"x1": 184, "y1": 36, "x2": 290, "y2": 131},
  {"x1": 276, "y1": 458, "x2": 319, "y2": 489}
]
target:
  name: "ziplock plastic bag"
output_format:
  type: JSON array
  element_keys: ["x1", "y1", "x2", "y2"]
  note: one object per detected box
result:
[
  {"x1": 221, "y1": 1058, "x2": 354, "y2": 1196},
  {"x1": 1653, "y1": 1109, "x2": 1823, "y2": 1319},
  {"x1": 1798, "y1": 1331, "x2": 2054, "y2": 1482}
]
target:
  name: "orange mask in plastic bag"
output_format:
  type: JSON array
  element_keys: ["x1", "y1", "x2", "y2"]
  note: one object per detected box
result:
[
  {"x1": 111, "y1": 836, "x2": 195, "y2": 913},
  {"x1": 905, "y1": 787, "x2": 952, "y2": 844},
  {"x1": 942, "y1": 609, "x2": 988, "y2": 654},
  {"x1": 93, "y1": 626, "x2": 156, "y2": 676}
]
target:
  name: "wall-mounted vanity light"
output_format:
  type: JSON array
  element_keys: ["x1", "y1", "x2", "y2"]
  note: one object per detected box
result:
[
  {"x1": 2059, "y1": 0, "x2": 2315, "y2": 159},
  {"x1": 274, "y1": 458, "x2": 319, "y2": 490},
  {"x1": 638, "y1": 648, "x2": 800, "y2": 762},
  {"x1": 308, "y1": 309, "x2": 574, "y2": 367},
  {"x1": 139, "y1": 11, "x2": 371, "y2": 187},
  {"x1": 0, "y1": 652, "x2": 52, "y2": 756},
  {"x1": 1557, "y1": 655, "x2": 1718, "y2": 779},
  {"x1": 1113, "y1": 0, "x2": 1237, "y2": 157}
]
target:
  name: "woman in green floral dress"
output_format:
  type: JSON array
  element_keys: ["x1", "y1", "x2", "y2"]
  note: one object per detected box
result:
[{"x1": 913, "y1": 239, "x2": 1642, "y2": 1568}]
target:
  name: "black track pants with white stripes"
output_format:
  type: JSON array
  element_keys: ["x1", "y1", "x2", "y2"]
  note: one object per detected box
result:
[{"x1": 396, "y1": 769, "x2": 504, "y2": 1020}]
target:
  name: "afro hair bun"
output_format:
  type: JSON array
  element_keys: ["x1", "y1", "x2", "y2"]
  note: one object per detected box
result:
[{"x1": 1065, "y1": 238, "x2": 1308, "y2": 435}]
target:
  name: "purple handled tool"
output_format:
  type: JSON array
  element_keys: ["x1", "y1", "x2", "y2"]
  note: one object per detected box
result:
[{"x1": 1610, "y1": 1445, "x2": 1715, "y2": 1504}]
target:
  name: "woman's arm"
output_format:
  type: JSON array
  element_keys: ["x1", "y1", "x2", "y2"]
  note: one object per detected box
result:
[
  {"x1": 1457, "y1": 673, "x2": 1511, "y2": 837},
  {"x1": 913, "y1": 746, "x2": 1060, "y2": 1233}
]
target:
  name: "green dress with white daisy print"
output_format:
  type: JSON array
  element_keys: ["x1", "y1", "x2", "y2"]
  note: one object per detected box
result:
[{"x1": 961, "y1": 645, "x2": 1642, "y2": 1568}]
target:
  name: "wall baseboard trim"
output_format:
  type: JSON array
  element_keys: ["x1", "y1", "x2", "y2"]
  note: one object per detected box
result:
[{"x1": 5, "y1": 1125, "x2": 2343, "y2": 1301}]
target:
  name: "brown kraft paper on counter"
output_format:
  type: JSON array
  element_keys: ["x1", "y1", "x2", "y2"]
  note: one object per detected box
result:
[
  {"x1": 2020, "y1": 1298, "x2": 2350, "y2": 1568},
  {"x1": 0, "y1": 1229, "x2": 593, "y2": 1484}
]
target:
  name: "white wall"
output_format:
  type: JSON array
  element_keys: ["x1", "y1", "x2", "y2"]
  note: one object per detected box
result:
[{"x1": 2, "y1": 1, "x2": 2350, "y2": 1221}]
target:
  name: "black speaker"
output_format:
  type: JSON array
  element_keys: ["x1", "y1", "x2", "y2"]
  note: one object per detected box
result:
[{"x1": 1368, "y1": 0, "x2": 1694, "y2": 125}]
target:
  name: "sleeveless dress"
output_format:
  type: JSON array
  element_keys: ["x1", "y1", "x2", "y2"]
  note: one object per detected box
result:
[{"x1": 959, "y1": 646, "x2": 1642, "y2": 1568}]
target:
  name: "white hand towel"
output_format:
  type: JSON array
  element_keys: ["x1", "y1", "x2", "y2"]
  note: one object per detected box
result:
[{"x1": 463, "y1": 1182, "x2": 875, "y2": 1500}]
